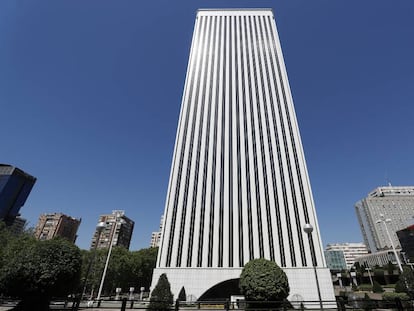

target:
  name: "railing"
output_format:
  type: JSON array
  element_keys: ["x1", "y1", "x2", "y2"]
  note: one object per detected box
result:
[{"x1": 0, "y1": 297, "x2": 413, "y2": 310}]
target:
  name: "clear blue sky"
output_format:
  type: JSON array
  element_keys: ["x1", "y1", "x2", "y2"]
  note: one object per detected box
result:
[{"x1": 1, "y1": 1, "x2": 413, "y2": 251}]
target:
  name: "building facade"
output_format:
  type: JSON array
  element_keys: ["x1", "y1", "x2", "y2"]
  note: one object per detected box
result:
[
  {"x1": 355, "y1": 186, "x2": 414, "y2": 252},
  {"x1": 324, "y1": 250, "x2": 347, "y2": 271},
  {"x1": 150, "y1": 215, "x2": 164, "y2": 248},
  {"x1": 397, "y1": 224, "x2": 414, "y2": 262},
  {"x1": 325, "y1": 243, "x2": 368, "y2": 269},
  {"x1": 90, "y1": 210, "x2": 134, "y2": 250},
  {"x1": 8, "y1": 216, "x2": 27, "y2": 235},
  {"x1": 152, "y1": 9, "x2": 335, "y2": 303},
  {"x1": 34, "y1": 213, "x2": 81, "y2": 243},
  {"x1": 0, "y1": 164, "x2": 36, "y2": 225},
  {"x1": 354, "y1": 249, "x2": 402, "y2": 268}
]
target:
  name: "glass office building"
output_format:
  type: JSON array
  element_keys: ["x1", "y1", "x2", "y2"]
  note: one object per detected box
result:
[
  {"x1": 325, "y1": 250, "x2": 347, "y2": 271},
  {"x1": 0, "y1": 164, "x2": 36, "y2": 225}
]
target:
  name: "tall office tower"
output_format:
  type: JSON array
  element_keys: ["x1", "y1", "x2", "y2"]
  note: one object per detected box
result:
[
  {"x1": 34, "y1": 213, "x2": 81, "y2": 243},
  {"x1": 150, "y1": 215, "x2": 164, "y2": 248},
  {"x1": 325, "y1": 243, "x2": 368, "y2": 269},
  {"x1": 90, "y1": 210, "x2": 134, "y2": 250},
  {"x1": 0, "y1": 164, "x2": 36, "y2": 225},
  {"x1": 355, "y1": 186, "x2": 414, "y2": 252},
  {"x1": 152, "y1": 9, "x2": 335, "y2": 303}
]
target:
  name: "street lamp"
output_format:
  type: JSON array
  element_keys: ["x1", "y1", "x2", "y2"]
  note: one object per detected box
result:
[
  {"x1": 82, "y1": 221, "x2": 106, "y2": 298},
  {"x1": 303, "y1": 223, "x2": 323, "y2": 310},
  {"x1": 96, "y1": 212, "x2": 126, "y2": 300},
  {"x1": 365, "y1": 266, "x2": 373, "y2": 289},
  {"x1": 375, "y1": 214, "x2": 403, "y2": 272}
]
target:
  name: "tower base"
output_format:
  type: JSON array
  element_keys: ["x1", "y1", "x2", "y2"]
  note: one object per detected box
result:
[{"x1": 151, "y1": 267, "x2": 336, "y2": 308}]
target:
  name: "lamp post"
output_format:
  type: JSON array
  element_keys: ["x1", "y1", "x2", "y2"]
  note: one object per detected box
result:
[
  {"x1": 303, "y1": 223, "x2": 323, "y2": 310},
  {"x1": 375, "y1": 214, "x2": 403, "y2": 272},
  {"x1": 365, "y1": 266, "x2": 374, "y2": 288},
  {"x1": 96, "y1": 212, "x2": 125, "y2": 300},
  {"x1": 82, "y1": 222, "x2": 106, "y2": 299}
]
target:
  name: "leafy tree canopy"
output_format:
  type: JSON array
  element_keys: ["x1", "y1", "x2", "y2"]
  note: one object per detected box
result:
[
  {"x1": 80, "y1": 246, "x2": 158, "y2": 297},
  {"x1": 0, "y1": 236, "x2": 82, "y2": 310}
]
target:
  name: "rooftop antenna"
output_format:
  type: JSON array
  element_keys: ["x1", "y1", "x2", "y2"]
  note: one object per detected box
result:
[{"x1": 385, "y1": 172, "x2": 392, "y2": 187}]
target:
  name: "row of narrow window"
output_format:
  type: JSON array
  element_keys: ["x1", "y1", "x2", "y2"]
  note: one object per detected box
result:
[{"x1": 161, "y1": 14, "x2": 317, "y2": 268}]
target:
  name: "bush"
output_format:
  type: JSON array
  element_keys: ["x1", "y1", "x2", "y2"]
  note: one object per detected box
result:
[
  {"x1": 149, "y1": 274, "x2": 173, "y2": 311},
  {"x1": 361, "y1": 292, "x2": 376, "y2": 311},
  {"x1": 382, "y1": 292, "x2": 409, "y2": 301},
  {"x1": 240, "y1": 258, "x2": 289, "y2": 309},
  {"x1": 178, "y1": 286, "x2": 186, "y2": 301},
  {"x1": 395, "y1": 267, "x2": 414, "y2": 297},
  {"x1": 372, "y1": 281, "x2": 384, "y2": 293}
]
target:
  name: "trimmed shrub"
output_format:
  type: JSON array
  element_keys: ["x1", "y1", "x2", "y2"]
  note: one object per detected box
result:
[
  {"x1": 149, "y1": 274, "x2": 173, "y2": 311},
  {"x1": 240, "y1": 258, "x2": 289, "y2": 309},
  {"x1": 372, "y1": 280, "x2": 384, "y2": 293},
  {"x1": 382, "y1": 292, "x2": 409, "y2": 301},
  {"x1": 362, "y1": 292, "x2": 376, "y2": 311},
  {"x1": 178, "y1": 286, "x2": 186, "y2": 301}
]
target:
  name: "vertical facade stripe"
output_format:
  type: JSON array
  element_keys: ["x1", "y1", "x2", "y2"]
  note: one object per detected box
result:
[
  {"x1": 259, "y1": 16, "x2": 285, "y2": 265},
  {"x1": 211, "y1": 15, "x2": 225, "y2": 267},
  {"x1": 196, "y1": 15, "x2": 218, "y2": 267},
  {"x1": 164, "y1": 15, "x2": 204, "y2": 267},
  {"x1": 175, "y1": 15, "x2": 211, "y2": 267},
  {"x1": 247, "y1": 16, "x2": 258, "y2": 260},
  {"x1": 158, "y1": 10, "x2": 325, "y2": 271},
  {"x1": 234, "y1": 16, "x2": 243, "y2": 267},
  {"x1": 239, "y1": 15, "x2": 253, "y2": 264},
  {"x1": 187, "y1": 16, "x2": 214, "y2": 267}
]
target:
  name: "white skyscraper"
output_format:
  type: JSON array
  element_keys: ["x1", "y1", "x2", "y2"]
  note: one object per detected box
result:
[{"x1": 152, "y1": 9, "x2": 335, "y2": 303}]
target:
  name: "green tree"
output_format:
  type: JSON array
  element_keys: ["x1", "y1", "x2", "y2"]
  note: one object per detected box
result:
[
  {"x1": 0, "y1": 237, "x2": 82, "y2": 310},
  {"x1": 239, "y1": 258, "x2": 289, "y2": 309},
  {"x1": 149, "y1": 273, "x2": 173, "y2": 311},
  {"x1": 0, "y1": 222, "x2": 13, "y2": 270},
  {"x1": 178, "y1": 286, "x2": 186, "y2": 301},
  {"x1": 129, "y1": 247, "x2": 158, "y2": 291},
  {"x1": 79, "y1": 246, "x2": 158, "y2": 298},
  {"x1": 395, "y1": 267, "x2": 414, "y2": 298},
  {"x1": 105, "y1": 246, "x2": 132, "y2": 294},
  {"x1": 82, "y1": 247, "x2": 108, "y2": 298}
]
